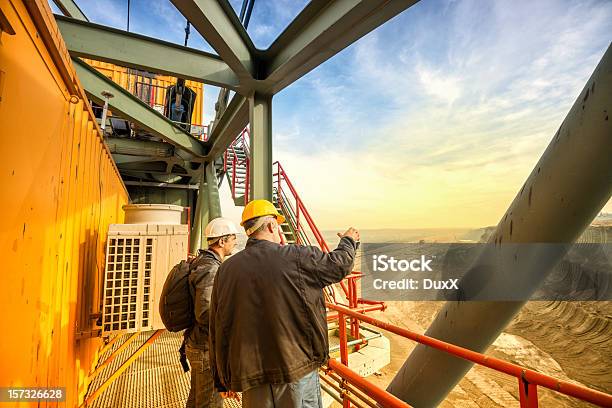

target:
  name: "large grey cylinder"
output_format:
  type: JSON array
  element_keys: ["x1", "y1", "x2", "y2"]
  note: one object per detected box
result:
[{"x1": 387, "y1": 43, "x2": 612, "y2": 407}]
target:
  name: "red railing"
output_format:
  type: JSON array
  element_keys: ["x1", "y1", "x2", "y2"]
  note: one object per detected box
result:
[
  {"x1": 326, "y1": 302, "x2": 612, "y2": 408},
  {"x1": 272, "y1": 161, "x2": 388, "y2": 346},
  {"x1": 273, "y1": 161, "x2": 386, "y2": 309},
  {"x1": 221, "y1": 133, "x2": 385, "y2": 313},
  {"x1": 217, "y1": 132, "x2": 611, "y2": 408},
  {"x1": 218, "y1": 131, "x2": 611, "y2": 408},
  {"x1": 273, "y1": 161, "x2": 350, "y2": 302},
  {"x1": 273, "y1": 161, "x2": 330, "y2": 250}
]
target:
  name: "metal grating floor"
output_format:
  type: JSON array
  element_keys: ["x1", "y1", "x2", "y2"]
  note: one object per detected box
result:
[
  {"x1": 86, "y1": 327, "x2": 370, "y2": 407},
  {"x1": 87, "y1": 331, "x2": 241, "y2": 408}
]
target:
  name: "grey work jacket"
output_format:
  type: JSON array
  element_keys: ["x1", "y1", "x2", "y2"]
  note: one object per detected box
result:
[{"x1": 186, "y1": 249, "x2": 221, "y2": 350}]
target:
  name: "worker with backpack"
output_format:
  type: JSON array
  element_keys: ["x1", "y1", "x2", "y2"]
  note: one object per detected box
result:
[{"x1": 160, "y1": 217, "x2": 240, "y2": 408}]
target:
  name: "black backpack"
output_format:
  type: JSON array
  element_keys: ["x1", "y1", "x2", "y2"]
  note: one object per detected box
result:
[{"x1": 159, "y1": 259, "x2": 195, "y2": 332}]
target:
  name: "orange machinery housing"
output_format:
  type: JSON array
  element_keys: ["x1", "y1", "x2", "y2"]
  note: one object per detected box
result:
[{"x1": 0, "y1": 0, "x2": 129, "y2": 405}]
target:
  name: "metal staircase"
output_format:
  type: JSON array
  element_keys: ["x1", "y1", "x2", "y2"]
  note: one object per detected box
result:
[{"x1": 221, "y1": 128, "x2": 297, "y2": 245}]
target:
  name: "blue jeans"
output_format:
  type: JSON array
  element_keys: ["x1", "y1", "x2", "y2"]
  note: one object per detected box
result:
[
  {"x1": 185, "y1": 344, "x2": 223, "y2": 408},
  {"x1": 242, "y1": 369, "x2": 323, "y2": 408}
]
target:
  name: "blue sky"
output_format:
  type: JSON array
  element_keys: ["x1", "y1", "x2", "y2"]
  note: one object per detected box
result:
[{"x1": 52, "y1": 0, "x2": 612, "y2": 229}]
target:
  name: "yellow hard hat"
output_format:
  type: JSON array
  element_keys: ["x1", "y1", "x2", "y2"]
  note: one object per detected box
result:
[{"x1": 241, "y1": 199, "x2": 285, "y2": 226}]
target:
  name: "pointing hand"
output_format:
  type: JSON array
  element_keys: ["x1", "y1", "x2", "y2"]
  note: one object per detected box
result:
[{"x1": 337, "y1": 227, "x2": 360, "y2": 242}]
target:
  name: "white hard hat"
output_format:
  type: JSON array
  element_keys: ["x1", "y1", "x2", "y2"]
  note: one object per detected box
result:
[{"x1": 205, "y1": 217, "x2": 241, "y2": 239}]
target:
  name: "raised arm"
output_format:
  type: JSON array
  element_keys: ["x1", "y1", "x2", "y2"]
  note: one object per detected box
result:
[{"x1": 299, "y1": 227, "x2": 360, "y2": 288}]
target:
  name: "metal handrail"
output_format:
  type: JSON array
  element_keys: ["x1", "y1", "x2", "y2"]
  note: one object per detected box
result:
[
  {"x1": 327, "y1": 302, "x2": 612, "y2": 408},
  {"x1": 223, "y1": 129, "x2": 250, "y2": 204},
  {"x1": 276, "y1": 186, "x2": 311, "y2": 245},
  {"x1": 326, "y1": 360, "x2": 412, "y2": 408},
  {"x1": 273, "y1": 161, "x2": 353, "y2": 303},
  {"x1": 274, "y1": 161, "x2": 330, "y2": 251},
  {"x1": 273, "y1": 162, "x2": 358, "y2": 305}
]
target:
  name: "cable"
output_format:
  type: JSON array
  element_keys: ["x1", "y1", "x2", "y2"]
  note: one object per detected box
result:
[
  {"x1": 239, "y1": 0, "x2": 248, "y2": 22},
  {"x1": 238, "y1": 0, "x2": 256, "y2": 29},
  {"x1": 184, "y1": 21, "x2": 190, "y2": 47},
  {"x1": 244, "y1": 0, "x2": 255, "y2": 29}
]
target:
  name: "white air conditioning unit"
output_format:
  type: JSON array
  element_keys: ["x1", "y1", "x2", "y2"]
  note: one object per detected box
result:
[{"x1": 102, "y1": 205, "x2": 188, "y2": 334}]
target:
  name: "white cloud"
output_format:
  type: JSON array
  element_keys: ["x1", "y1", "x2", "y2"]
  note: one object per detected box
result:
[
  {"x1": 416, "y1": 65, "x2": 461, "y2": 104},
  {"x1": 271, "y1": 0, "x2": 612, "y2": 228}
]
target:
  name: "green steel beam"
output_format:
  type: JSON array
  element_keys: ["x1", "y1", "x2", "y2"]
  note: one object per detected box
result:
[
  {"x1": 116, "y1": 161, "x2": 169, "y2": 173},
  {"x1": 126, "y1": 186, "x2": 191, "y2": 208},
  {"x1": 248, "y1": 92, "x2": 273, "y2": 201},
  {"x1": 105, "y1": 137, "x2": 174, "y2": 158},
  {"x1": 120, "y1": 170, "x2": 184, "y2": 180},
  {"x1": 210, "y1": 88, "x2": 230, "y2": 134},
  {"x1": 56, "y1": 16, "x2": 239, "y2": 90},
  {"x1": 190, "y1": 165, "x2": 209, "y2": 253},
  {"x1": 112, "y1": 154, "x2": 162, "y2": 165},
  {"x1": 263, "y1": 0, "x2": 419, "y2": 93},
  {"x1": 170, "y1": 0, "x2": 256, "y2": 88},
  {"x1": 73, "y1": 58, "x2": 206, "y2": 157},
  {"x1": 52, "y1": 0, "x2": 88, "y2": 21},
  {"x1": 123, "y1": 181, "x2": 199, "y2": 189},
  {"x1": 204, "y1": 93, "x2": 249, "y2": 161},
  {"x1": 206, "y1": 161, "x2": 222, "y2": 219}
]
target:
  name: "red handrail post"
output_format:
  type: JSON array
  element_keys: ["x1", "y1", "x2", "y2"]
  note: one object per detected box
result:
[
  {"x1": 339, "y1": 313, "x2": 348, "y2": 366},
  {"x1": 348, "y1": 277, "x2": 361, "y2": 349},
  {"x1": 343, "y1": 387, "x2": 351, "y2": 408},
  {"x1": 519, "y1": 378, "x2": 538, "y2": 408},
  {"x1": 338, "y1": 313, "x2": 351, "y2": 408}
]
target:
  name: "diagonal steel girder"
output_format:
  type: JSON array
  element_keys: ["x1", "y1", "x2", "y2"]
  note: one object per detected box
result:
[
  {"x1": 387, "y1": 44, "x2": 612, "y2": 407},
  {"x1": 176, "y1": 0, "x2": 419, "y2": 162},
  {"x1": 52, "y1": 0, "x2": 88, "y2": 21},
  {"x1": 204, "y1": 93, "x2": 249, "y2": 161},
  {"x1": 73, "y1": 58, "x2": 206, "y2": 157},
  {"x1": 55, "y1": 16, "x2": 239, "y2": 91},
  {"x1": 59, "y1": 0, "x2": 420, "y2": 164},
  {"x1": 170, "y1": 0, "x2": 256, "y2": 89},
  {"x1": 261, "y1": 0, "x2": 419, "y2": 94}
]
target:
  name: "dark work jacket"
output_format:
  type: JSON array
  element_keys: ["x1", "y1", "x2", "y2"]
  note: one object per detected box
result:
[
  {"x1": 209, "y1": 236, "x2": 358, "y2": 392},
  {"x1": 186, "y1": 249, "x2": 221, "y2": 350}
]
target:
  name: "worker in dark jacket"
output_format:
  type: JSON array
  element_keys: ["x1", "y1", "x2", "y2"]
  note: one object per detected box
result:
[
  {"x1": 209, "y1": 199, "x2": 360, "y2": 408},
  {"x1": 185, "y1": 217, "x2": 240, "y2": 408}
]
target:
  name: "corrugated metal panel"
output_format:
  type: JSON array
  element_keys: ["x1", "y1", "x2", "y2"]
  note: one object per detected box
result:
[{"x1": 0, "y1": 0, "x2": 129, "y2": 406}]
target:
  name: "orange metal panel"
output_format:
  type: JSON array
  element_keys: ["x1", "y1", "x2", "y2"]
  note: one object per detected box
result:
[{"x1": 0, "y1": 1, "x2": 128, "y2": 406}]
